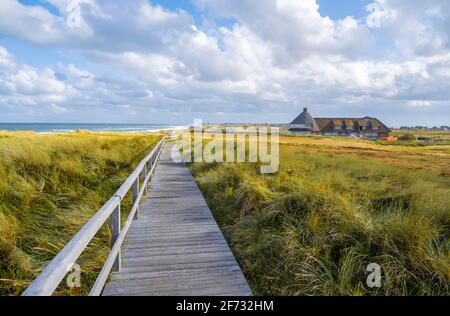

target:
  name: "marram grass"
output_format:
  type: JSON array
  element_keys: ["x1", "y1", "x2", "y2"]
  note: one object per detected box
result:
[
  {"x1": 0, "y1": 131, "x2": 161, "y2": 295},
  {"x1": 189, "y1": 137, "x2": 450, "y2": 296}
]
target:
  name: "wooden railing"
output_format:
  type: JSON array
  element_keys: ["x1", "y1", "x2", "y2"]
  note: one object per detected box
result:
[{"x1": 22, "y1": 138, "x2": 166, "y2": 296}]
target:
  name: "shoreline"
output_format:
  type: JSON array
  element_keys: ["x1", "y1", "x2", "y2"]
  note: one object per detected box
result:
[{"x1": 0, "y1": 125, "x2": 190, "y2": 134}]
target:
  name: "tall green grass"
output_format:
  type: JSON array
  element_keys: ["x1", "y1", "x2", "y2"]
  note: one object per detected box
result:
[
  {"x1": 0, "y1": 132, "x2": 161, "y2": 295},
  {"x1": 190, "y1": 144, "x2": 450, "y2": 296}
]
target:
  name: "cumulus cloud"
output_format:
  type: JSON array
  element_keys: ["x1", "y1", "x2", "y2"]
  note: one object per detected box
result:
[
  {"x1": 194, "y1": 0, "x2": 372, "y2": 64},
  {"x1": 366, "y1": 0, "x2": 450, "y2": 56},
  {"x1": 0, "y1": 45, "x2": 160, "y2": 121},
  {"x1": 0, "y1": 49, "x2": 66, "y2": 98},
  {"x1": 0, "y1": 0, "x2": 449, "y2": 125}
]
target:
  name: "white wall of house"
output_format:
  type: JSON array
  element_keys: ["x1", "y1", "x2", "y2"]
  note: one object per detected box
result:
[
  {"x1": 290, "y1": 124, "x2": 310, "y2": 129},
  {"x1": 289, "y1": 131, "x2": 312, "y2": 135}
]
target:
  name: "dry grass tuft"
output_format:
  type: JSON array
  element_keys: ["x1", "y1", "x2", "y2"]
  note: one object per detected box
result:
[
  {"x1": 0, "y1": 131, "x2": 161, "y2": 295},
  {"x1": 190, "y1": 134, "x2": 450, "y2": 296}
]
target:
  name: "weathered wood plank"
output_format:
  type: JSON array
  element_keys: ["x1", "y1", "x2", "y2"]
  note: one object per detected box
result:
[
  {"x1": 102, "y1": 142, "x2": 252, "y2": 296},
  {"x1": 116, "y1": 260, "x2": 241, "y2": 275},
  {"x1": 111, "y1": 266, "x2": 244, "y2": 281},
  {"x1": 105, "y1": 283, "x2": 252, "y2": 297}
]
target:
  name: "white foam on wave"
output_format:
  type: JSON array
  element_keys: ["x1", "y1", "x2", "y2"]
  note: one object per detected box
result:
[{"x1": 34, "y1": 125, "x2": 190, "y2": 134}]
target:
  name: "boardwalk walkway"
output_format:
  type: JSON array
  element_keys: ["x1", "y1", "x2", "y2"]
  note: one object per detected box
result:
[{"x1": 102, "y1": 142, "x2": 252, "y2": 296}]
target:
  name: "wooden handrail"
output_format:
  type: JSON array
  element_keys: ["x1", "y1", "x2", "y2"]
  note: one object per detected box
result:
[{"x1": 22, "y1": 138, "x2": 166, "y2": 296}]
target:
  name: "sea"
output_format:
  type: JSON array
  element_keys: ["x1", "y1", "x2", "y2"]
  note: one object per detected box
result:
[{"x1": 0, "y1": 123, "x2": 188, "y2": 133}]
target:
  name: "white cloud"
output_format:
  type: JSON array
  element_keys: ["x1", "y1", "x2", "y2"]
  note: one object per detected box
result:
[
  {"x1": 194, "y1": 0, "x2": 372, "y2": 64},
  {"x1": 408, "y1": 100, "x2": 432, "y2": 107},
  {"x1": 0, "y1": 47, "x2": 73, "y2": 111},
  {"x1": 0, "y1": 46, "x2": 14, "y2": 69},
  {"x1": 0, "y1": 0, "x2": 449, "y2": 125},
  {"x1": 366, "y1": 0, "x2": 450, "y2": 56},
  {"x1": 0, "y1": 0, "x2": 62, "y2": 43}
]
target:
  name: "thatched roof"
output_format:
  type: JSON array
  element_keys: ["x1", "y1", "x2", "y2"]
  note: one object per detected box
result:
[
  {"x1": 290, "y1": 108, "x2": 320, "y2": 132},
  {"x1": 315, "y1": 117, "x2": 391, "y2": 132}
]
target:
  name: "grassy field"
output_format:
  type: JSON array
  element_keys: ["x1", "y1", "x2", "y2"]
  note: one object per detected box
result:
[
  {"x1": 391, "y1": 129, "x2": 450, "y2": 140},
  {"x1": 189, "y1": 132, "x2": 450, "y2": 296},
  {"x1": 0, "y1": 131, "x2": 162, "y2": 295}
]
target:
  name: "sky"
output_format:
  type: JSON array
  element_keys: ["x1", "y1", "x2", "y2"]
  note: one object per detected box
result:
[{"x1": 0, "y1": 0, "x2": 449, "y2": 127}]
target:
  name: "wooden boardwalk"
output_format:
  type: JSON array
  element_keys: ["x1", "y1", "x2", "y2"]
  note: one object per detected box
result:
[{"x1": 102, "y1": 143, "x2": 252, "y2": 296}]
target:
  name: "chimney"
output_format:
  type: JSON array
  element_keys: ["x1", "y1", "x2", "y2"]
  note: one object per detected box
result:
[{"x1": 303, "y1": 107, "x2": 308, "y2": 113}]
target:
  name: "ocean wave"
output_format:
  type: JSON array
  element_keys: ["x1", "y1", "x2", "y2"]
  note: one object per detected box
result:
[{"x1": 2, "y1": 124, "x2": 190, "y2": 133}]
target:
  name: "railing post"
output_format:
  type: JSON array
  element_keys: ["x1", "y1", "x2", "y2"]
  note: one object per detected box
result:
[
  {"x1": 142, "y1": 165, "x2": 148, "y2": 197},
  {"x1": 110, "y1": 203, "x2": 121, "y2": 271},
  {"x1": 132, "y1": 176, "x2": 140, "y2": 219}
]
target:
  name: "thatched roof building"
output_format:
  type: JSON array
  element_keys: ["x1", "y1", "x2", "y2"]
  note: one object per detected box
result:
[
  {"x1": 289, "y1": 108, "x2": 320, "y2": 134},
  {"x1": 289, "y1": 108, "x2": 391, "y2": 138}
]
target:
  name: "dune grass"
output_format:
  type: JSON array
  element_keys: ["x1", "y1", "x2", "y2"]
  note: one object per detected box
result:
[
  {"x1": 189, "y1": 135, "x2": 450, "y2": 296},
  {"x1": 0, "y1": 131, "x2": 162, "y2": 295}
]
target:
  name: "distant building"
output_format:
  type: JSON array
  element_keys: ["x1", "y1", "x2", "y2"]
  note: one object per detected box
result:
[
  {"x1": 289, "y1": 108, "x2": 391, "y2": 139},
  {"x1": 289, "y1": 108, "x2": 320, "y2": 135}
]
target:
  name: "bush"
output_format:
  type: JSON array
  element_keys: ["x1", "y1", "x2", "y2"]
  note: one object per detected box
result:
[{"x1": 398, "y1": 134, "x2": 416, "y2": 141}]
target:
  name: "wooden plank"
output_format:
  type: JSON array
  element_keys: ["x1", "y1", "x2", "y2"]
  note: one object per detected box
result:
[
  {"x1": 104, "y1": 278, "x2": 250, "y2": 295},
  {"x1": 122, "y1": 246, "x2": 234, "y2": 259},
  {"x1": 102, "y1": 142, "x2": 252, "y2": 296},
  {"x1": 105, "y1": 283, "x2": 252, "y2": 297},
  {"x1": 116, "y1": 260, "x2": 241, "y2": 275},
  {"x1": 111, "y1": 266, "x2": 244, "y2": 281}
]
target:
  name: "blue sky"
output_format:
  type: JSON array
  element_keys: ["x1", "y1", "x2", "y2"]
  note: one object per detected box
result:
[
  {"x1": 0, "y1": 0, "x2": 449, "y2": 126},
  {"x1": 318, "y1": 0, "x2": 373, "y2": 19}
]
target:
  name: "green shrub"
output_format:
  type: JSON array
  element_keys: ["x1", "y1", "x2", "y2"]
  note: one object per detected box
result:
[{"x1": 398, "y1": 134, "x2": 417, "y2": 141}]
